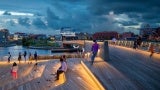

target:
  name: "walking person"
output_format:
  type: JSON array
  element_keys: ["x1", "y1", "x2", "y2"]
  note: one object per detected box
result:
[
  {"x1": 133, "y1": 40, "x2": 137, "y2": 49},
  {"x1": 149, "y1": 43, "x2": 154, "y2": 57},
  {"x1": 11, "y1": 62, "x2": 18, "y2": 79},
  {"x1": 136, "y1": 36, "x2": 142, "y2": 48},
  {"x1": 91, "y1": 40, "x2": 99, "y2": 65},
  {"x1": 18, "y1": 52, "x2": 22, "y2": 63},
  {"x1": 8, "y1": 52, "x2": 11, "y2": 63},
  {"x1": 34, "y1": 51, "x2": 38, "y2": 62},
  {"x1": 24, "y1": 51, "x2": 27, "y2": 62}
]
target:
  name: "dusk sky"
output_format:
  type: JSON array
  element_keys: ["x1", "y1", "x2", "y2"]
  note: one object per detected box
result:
[{"x1": 0, "y1": 0, "x2": 160, "y2": 35}]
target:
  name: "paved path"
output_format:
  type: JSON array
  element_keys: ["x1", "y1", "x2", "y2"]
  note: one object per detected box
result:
[{"x1": 84, "y1": 45, "x2": 160, "y2": 90}]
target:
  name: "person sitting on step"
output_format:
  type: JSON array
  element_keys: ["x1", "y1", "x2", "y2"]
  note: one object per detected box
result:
[{"x1": 55, "y1": 57, "x2": 67, "y2": 80}]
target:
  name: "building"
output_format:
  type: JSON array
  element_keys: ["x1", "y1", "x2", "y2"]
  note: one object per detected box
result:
[
  {"x1": 140, "y1": 26, "x2": 160, "y2": 41},
  {"x1": 13, "y1": 32, "x2": 28, "y2": 40},
  {"x1": 139, "y1": 24, "x2": 157, "y2": 38},
  {"x1": 93, "y1": 31, "x2": 119, "y2": 40},
  {"x1": 76, "y1": 32, "x2": 93, "y2": 40},
  {"x1": 0, "y1": 29, "x2": 9, "y2": 46},
  {"x1": 60, "y1": 27, "x2": 77, "y2": 40},
  {"x1": 121, "y1": 32, "x2": 134, "y2": 39},
  {"x1": 29, "y1": 34, "x2": 47, "y2": 40}
]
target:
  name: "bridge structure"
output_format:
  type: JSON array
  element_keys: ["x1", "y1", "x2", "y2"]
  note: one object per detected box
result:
[{"x1": 0, "y1": 40, "x2": 160, "y2": 90}]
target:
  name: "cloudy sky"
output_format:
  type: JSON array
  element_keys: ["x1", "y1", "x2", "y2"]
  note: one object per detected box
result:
[{"x1": 0, "y1": 0, "x2": 160, "y2": 35}]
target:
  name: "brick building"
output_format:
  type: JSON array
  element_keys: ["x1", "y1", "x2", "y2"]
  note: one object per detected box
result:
[{"x1": 93, "y1": 31, "x2": 118, "y2": 40}]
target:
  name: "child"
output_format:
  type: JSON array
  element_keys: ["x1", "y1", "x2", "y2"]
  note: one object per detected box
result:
[{"x1": 11, "y1": 62, "x2": 18, "y2": 79}]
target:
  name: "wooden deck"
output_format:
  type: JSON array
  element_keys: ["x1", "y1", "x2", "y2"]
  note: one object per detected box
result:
[
  {"x1": 0, "y1": 59, "x2": 102, "y2": 90},
  {"x1": 83, "y1": 45, "x2": 160, "y2": 90}
]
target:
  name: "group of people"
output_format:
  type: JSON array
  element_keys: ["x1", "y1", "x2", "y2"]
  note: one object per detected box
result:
[
  {"x1": 133, "y1": 36, "x2": 156, "y2": 57},
  {"x1": 133, "y1": 36, "x2": 142, "y2": 49},
  {"x1": 9, "y1": 40, "x2": 99, "y2": 80},
  {"x1": 7, "y1": 51, "x2": 38, "y2": 63},
  {"x1": 9, "y1": 51, "x2": 38, "y2": 79}
]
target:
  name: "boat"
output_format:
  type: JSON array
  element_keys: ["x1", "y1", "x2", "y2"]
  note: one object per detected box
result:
[
  {"x1": 51, "y1": 48, "x2": 79, "y2": 53},
  {"x1": 51, "y1": 43, "x2": 81, "y2": 53}
]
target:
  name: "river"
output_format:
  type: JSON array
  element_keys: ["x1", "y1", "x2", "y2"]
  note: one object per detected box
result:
[{"x1": 0, "y1": 46, "x2": 63, "y2": 61}]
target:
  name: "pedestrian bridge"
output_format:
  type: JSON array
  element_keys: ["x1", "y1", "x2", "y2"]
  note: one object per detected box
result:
[{"x1": 0, "y1": 40, "x2": 160, "y2": 90}]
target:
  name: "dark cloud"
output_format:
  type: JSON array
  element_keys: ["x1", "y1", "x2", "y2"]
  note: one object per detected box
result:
[
  {"x1": 18, "y1": 17, "x2": 30, "y2": 27},
  {"x1": 121, "y1": 21, "x2": 139, "y2": 26},
  {"x1": 3, "y1": 11, "x2": 11, "y2": 15},
  {"x1": 32, "y1": 18, "x2": 47, "y2": 29},
  {"x1": 46, "y1": 7, "x2": 60, "y2": 29},
  {"x1": 1, "y1": 0, "x2": 160, "y2": 34},
  {"x1": 6, "y1": 20, "x2": 16, "y2": 26}
]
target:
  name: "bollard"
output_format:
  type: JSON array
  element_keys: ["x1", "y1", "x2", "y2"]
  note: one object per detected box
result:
[{"x1": 103, "y1": 41, "x2": 110, "y2": 61}]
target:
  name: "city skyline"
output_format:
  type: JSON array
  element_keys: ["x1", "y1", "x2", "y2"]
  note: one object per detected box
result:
[{"x1": 0, "y1": 0, "x2": 160, "y2": 35}]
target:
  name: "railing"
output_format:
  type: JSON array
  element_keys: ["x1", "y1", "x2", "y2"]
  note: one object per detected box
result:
[{"x1": 108, "y1": 40, "x2": 160, "y2": 53}]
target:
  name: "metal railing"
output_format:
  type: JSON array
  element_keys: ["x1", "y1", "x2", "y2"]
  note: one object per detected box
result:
[{"x1": 108, "y1": 40, "x2": 160, "y2": 53}]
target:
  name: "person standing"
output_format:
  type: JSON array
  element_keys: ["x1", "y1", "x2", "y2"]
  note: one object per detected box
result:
[
  {"x1": 34, "y1": 51, "x2": 38, "y2": 62},
  {"x1": 8, "y1": 52, "x2": 11, "y2": 63},
  {"x1": 28, "y1": 52, "x2": 32, "y2": 64},
  {"x1": 137, "y1": 36, "x2": 142, "y2": 48},
  {"x1": 24, "y1": 51, "x2": 27, "y2": 62},
  {"x1": 112, "y1": 37, "x2": 117, "y2": 45},
  {"x1": 91, "y1": 40, "x2": 99, "y2": 65},
  {"x1": 133, "y1": 40, "x2": 137, "y2": 49},
  {"x1": 149, "y1": 43, "x2": 154, "y2": 57},
  {"x1": 11, "y1": 62, "x2": 18, "y2": 79},
  {"x1": 18, "y1": 52, "x2": 21, "y2": 63}
]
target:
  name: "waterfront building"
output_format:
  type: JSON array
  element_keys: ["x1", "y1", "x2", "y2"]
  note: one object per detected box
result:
[
  {"x1": 121, "y1": 32, "x2": 135, "y2": 40},
  {"x1": 76, "y1": 32, "x2": 93, "y2": 40},
  {"x1": 60, "y1": 27, "x2": 77, "y2": 41},
  {"x1": 93, "y1": 31, "x2": 119, "y2": 40},
  {"x1": 13, "y1": 32, "x2": 28, "y2": 40},
  {"x1": 139, "y1": 24, "x2": 157, "y2": 38},
  {"x1": 0, "y1": 29, "x2": 9, "y2": 46},
  {"x1": 29, "y1": 34, "x2": 47, "y2": 40},
  {"x1": 140, "y1": 25, "x2": 160, "y2": 41}
]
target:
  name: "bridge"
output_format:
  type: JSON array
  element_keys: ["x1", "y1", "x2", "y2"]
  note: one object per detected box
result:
[{"x1": 0, "y1": 40, "x2": 160, "y2": 90}]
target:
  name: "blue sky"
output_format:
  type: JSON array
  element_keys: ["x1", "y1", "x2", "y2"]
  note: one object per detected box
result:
[{"x1": 0, "y1": 0, "x2": 160, "y2": 35}]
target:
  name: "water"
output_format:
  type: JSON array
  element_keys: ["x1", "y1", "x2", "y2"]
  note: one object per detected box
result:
[{"x1": 0, "y1": 46, "x2": 62, "y2": 61}]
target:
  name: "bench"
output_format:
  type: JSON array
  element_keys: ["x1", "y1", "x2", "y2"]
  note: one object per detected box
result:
[{"x1": 57, "y1": 72, "x2": 66, "y2": 83}]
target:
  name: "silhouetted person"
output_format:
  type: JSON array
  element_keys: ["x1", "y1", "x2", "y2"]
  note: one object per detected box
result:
[
  {"x1": 28, "y1": 52, "x2": 32, "y2": 64},
  {"x1": 24, "y1": 51, "x2": 27, "y2": 62},
  {"x1": 149, "y1": 44, "x2": 154, "y2": 57},
  {"x1": 137, "y1": 36, "x2": 142, "y2": 48},
  {"x1": 133, "y1": 40, "x2": 137, "y2": 49},
  {"x1": 91, "y1": 40, "x2": 99, "y2": 65},
  {"x1": 34, "y1": 51, "x2": 38, "y2": 62},
  {"x1": 8, "y1": 52, "x2": 11, "y2": 63},
  {"x1": 18, "y1": 52, "x2": 21, "y2": 63}
]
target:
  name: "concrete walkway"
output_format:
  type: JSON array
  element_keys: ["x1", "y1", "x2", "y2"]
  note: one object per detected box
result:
[{"x1": 83, "y1": 45, "x2": 160, "y2": 90}]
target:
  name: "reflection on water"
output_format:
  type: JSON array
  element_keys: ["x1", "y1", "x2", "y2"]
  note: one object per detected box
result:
[{"x1": 0, "y1": 46, "x2": 62, "y2": 60}]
